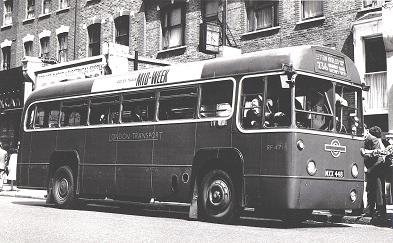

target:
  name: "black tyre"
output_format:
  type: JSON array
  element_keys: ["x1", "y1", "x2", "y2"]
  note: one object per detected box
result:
[
  {"x1": 52, "y1": 165, "x2": 76, "y2": 209},
  {"x1": 199, "y1": 169, "x2": 239, "y2": 224}
]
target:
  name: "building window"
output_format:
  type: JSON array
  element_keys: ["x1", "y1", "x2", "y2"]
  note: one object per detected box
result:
[
  {"x1": 24, "y1": 41, "x2": 33, "y2": 56},
  {"x1": 58, "y1": 33, "x2": 68, "y2": 63},
  {"x1": 27, "y1": 0, "x2": 35, "y2": 19},
  {"x1": 88, "y1": 23, "x2": 101, "y2": 56},
  {"x1": 3, "y1": 0, "x2": 13, "y2": 26},
  {"x1": 161, "y1": 5, "x2": 184, "y2": 49},
  {"x1": 301, "y1": 0, "x2": 323, "y2": 20},
  {"x1": 203, "y1": 0, "x2": 219, "y2": 21},
  {"x1": 247, "y1": 1, "x2": 278, "y2": 32},
  {"x1": 365, "y1": 37, "x2": 387, "y2": 73},
  {"x1": 1, "y1": 47, "x2": 11, "y2": 70},
  {"x1": 363, "y1": 0, "x2": 391, "y2": 8},
  {"x1": 40, "y1": 37, "x2": 50, "y2": 59},
  {"x1": 59, "y1": 0, "x2": 68, "y2": 9},
  {"x1": 114, "y1": 15, "x2": 129, "y2": 46},
  {"x1": 42, "y1": 0, "x2": 51, "y2": 14}
]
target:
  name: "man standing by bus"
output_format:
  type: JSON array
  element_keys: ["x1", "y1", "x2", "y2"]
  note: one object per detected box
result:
[
  {"x1": 0, "y1": 142, "x2": 8, "y2": 191},
  {"x1": 360, "y1": 126, "x2": 387, "y2": 222}
]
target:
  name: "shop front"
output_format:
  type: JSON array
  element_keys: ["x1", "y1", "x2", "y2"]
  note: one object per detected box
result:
[{"x1": 0, "y1": 66, "x2": 25, "y2": 151}]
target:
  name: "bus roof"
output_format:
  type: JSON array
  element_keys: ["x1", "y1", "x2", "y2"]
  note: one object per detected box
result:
[{"x1": 26, "y1": 45, "x2": 361, "y2": 104}]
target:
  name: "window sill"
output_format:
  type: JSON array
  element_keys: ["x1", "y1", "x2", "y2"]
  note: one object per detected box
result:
[
  {"x1": 241, "y1": 26, "x2": 281, "y2": 37},
  {"x1": 296, "y1": 16, "x2": 325, "y2": 25},
  {"x1": 56, "y1": 7, "x2": 70, "y2": 14},
  {"x1": 358, "y1": 6, "x2": 383, "y2": 13},
  {"x1": 22, "y1": 18, "x2": 35, "y2": 24},
  {"x1": 38, "y1": 13, "x2": 51, "y2": 19},
  {"x1": 1, "y1": 24, "x2": 12, "y2": 30},
  {"x1": 157, "y1": 45, "x2": 187, "y2": 54}
]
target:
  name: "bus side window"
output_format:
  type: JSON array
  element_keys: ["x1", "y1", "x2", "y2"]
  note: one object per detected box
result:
[
  {"x1": 61, "y1": 99, "x2": 89, "y2": 127},
  {"x1": 34, "y1": 102, "x2": 60, "y2": 129},
  {"x1": 241, "y1": 76, "x2": 265, "y2": 129},
  {"x1": 89, "y1": 96, "x2": 120, "y2": 125},
  {"x1": 26, "y1": 105, "x2": 36, "y2": 129},
  {"x1": 158, "y1": 87, "x2": 197, "y2": 120},
  {"x1": 199, "y1": 80, "x2": 233, "y2": 118},
  {"x1": 121, "y1": 92, "x2": 155, "y2": 123}
]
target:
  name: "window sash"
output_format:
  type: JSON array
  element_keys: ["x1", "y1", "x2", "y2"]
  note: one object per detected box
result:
[
  {"x1": 43, "y1": 0, "x2": 51, "y2": 14},
  {"x1": 2, "y1": 47, "x2": 11, "y2": 70},
  {"x1": 247, "y1": 2, "x2": 276, "y2": 32},
  {"x1": 24, "y1": 41, "x2": 33, "y2": 56},
  {"x1": 162, "y1": 6, "x2": 184, "y2": 49},
  {"x1": 40, "y1": 38, "x2": 50, "y2": 58},
  {"x1": 88, "y1": 24, "x2": 101, "y2": 56},
  {"x1": 27, "y1": 0, "x2": 35, "y2": 19},
  {"x1": 363, "y1": 0, "x2": 391, "y2": 8},
  {"x1": 115, "y1": 16, "x2": 129, "y2": 46},
  {"x1": 59, "y1": 0, "x2": 68, "y2": 9},
  {"x1": 4, "y1": 1, "x2": 13, "y2": 25},
  {"x1": 58, "y1": 34, "x2": 68, "y2": 62},
  {"x1": 301, "y1": 0, "x2": 323, "y2": 20}
]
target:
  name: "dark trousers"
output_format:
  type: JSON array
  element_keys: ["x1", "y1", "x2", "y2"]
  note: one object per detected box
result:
[{"x1": 366, "y1": 165, "x2": 386, "y2": 217}]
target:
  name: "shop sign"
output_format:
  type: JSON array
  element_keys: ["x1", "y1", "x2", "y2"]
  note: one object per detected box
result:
[{"x1": 35, "y1": 57, "x2": 106, "y2": 90}]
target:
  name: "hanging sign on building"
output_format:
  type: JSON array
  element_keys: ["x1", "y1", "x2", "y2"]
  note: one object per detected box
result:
[{"x1": 35, "y1": 56, "x2": 107, "y2": 90}]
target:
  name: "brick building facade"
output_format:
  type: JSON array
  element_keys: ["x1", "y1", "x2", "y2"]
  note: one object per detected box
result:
[
  {"x1": 0, "y1": 0, "x2": 393, "y2": 145},
  {"x1": 0, "y1": 0, "x2": 368, "y2": 68}
]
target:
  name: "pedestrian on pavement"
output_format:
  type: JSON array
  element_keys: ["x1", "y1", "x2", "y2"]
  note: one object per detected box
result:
[
  {"x1": 7, "y1": 146, "x2": 18, "y2": 191},
  {"x1": 360, "y1": 126, "x2": 387, "y2": 221},
  {"x1": 0, "y1": 141, "x2": 8, "y2": 191}
]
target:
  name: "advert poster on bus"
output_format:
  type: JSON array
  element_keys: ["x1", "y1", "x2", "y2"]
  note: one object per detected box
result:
[{"x1": 91, "y1": 62, "x2": 205, "y2": 93}]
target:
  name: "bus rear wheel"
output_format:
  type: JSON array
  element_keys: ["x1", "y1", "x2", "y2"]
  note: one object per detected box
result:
[
  {"x1": 52, "y1": 165, "x2": 76, "y2": 209},
  {"x1": 199, "y1": 169, "x2": 239, "y2": 224}
]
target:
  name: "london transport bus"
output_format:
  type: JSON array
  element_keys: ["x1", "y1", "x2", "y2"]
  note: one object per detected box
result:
[{"x1": 17, "y1": 45, "x2": 364, "y2": 223}]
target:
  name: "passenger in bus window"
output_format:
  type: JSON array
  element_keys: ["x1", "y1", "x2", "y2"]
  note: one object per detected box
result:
[
  {"x1": 244, "y1": 97, "x2": 262, "y2": 128},
  {"x1": 131, "y1": 106, "x2": 143, "y2": 122}
]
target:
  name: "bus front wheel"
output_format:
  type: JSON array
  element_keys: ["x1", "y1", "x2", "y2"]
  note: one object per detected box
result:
[
  {"x1": 199, "y1": 169, "x2": 239, "y2": 224},
  {"x1": 52, "y1": 165, "x2": 76, "y2": 209}
]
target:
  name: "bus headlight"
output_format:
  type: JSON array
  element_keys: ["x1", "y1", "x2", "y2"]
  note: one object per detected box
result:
[
  {"x1": 351, "y1": 163, "x2": 359, "y2": 178},
  {"x1": 306, "y1": 160, "x2": 317, "y2": 176},
  {"x1": 350, "y1": 189, "x2": 357, "y2": 203},
  {"x1": 297, "y1": 139, "x2": 305, "y2": 151}
]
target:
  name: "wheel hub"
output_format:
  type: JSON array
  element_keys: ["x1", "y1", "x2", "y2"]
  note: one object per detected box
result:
[
  {"x1": 208, "y1": 179, "x2": 230, "y2": 207},
  {"x1": 58, "y1": 178, "x2": 69, "y2": 198}
]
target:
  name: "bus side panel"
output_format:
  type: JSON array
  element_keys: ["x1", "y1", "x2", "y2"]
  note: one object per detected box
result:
[
  {"x1": 237, "y1": 132, "x2": 291, "y2": 207},
  {"x1": 28, "y1": 131, "x2": 57, "y2": 188},
  {"x1": 195, "y1": 121, "x2": 232, "y2": 149},
  {"x1": 17, "y1": 131, "x2": 32, "y2": 187},
  {"x1": 82, "y1": 127, "x2": 118, "y2": 197},
  {"x1": 115, "y1": 125, "x2": 154, "y2": 201},
  {"x1": 56, "y1": 129, "x2": 87, "y2": 193},
  {"x1": 152, "y1": 123, "x2": 196, "y2": 202}
]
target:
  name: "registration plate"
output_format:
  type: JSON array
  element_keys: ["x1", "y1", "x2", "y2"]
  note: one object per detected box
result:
[{"x1": 325, "y1": 169, "x2": 344, "y2": 178}]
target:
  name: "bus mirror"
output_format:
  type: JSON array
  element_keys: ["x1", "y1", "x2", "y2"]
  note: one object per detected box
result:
[{"x1": 280, "y1": 75, "x2": 290, "y2": 89}]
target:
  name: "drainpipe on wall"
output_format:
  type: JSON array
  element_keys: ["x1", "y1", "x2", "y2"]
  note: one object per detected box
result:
[{"x1": 73, "y1": 0, "x2": 78, "y2": 60}]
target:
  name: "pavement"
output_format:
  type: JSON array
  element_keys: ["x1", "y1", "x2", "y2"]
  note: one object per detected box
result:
[{"x1": 1, "y1": 183, "x2": 392, "y2": 227}]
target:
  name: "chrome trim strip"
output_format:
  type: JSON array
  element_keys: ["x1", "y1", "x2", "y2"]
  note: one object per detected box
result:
[{"x1": 244, "y1": 174, "x2": 363, "y2": 182}]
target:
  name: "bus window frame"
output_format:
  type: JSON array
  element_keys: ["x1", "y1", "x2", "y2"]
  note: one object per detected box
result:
[
  {"x1": 237, "y1": 71, "x2": 364, "y2": 139},
  {"x1": 23, "y1": 77, "x2": 237, "y2": 132}
]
